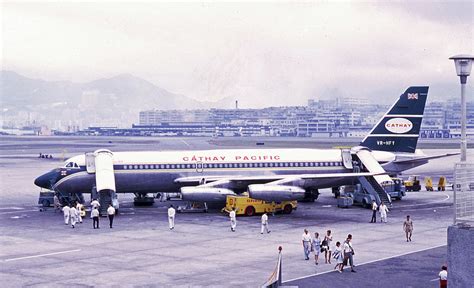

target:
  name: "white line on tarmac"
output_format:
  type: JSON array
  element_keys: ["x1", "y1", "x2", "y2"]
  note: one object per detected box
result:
[
  {"x1": 0, "y1": 207, "x2": 24, "y2": 210},
  {"x1": 0, "y1": 210, "x2": 37, "y2": 215},
  {"x1": 430, "y1": 278, "x2": 439, "y2": 282},
  {"x1": 180, "y1": 139, "x2": 191, "y2": 148},
  {"x1": 283, "y1": 244, "x2": 446, "y2": 283},
  {"x1": 397, "y1": 194, "x2": 450, "y2": 209},
  {"x1": 4, "y1": 249, "x2": 81, "y2": 262}
]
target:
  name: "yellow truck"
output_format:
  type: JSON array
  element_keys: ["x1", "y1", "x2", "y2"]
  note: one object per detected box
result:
[
  {"x1": 223, "y1": 193, "x2": 297, "y2": 216},
  {"x1": 405, "y1": 175, "x2": 422, "y2": 192}
]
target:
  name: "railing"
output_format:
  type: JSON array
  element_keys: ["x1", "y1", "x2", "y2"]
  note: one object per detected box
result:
[{"x1": 454, "y1": 163, "x2": 474, "y2": 225}]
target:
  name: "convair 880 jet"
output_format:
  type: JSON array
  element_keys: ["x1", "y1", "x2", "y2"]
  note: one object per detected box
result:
[{"x1": 34, "y1": 87, "x2": 456, "y2": 205}]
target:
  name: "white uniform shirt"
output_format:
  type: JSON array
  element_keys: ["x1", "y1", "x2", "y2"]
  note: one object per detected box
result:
[
  {"x1": 70, "y1": 207, "x2": 77, "y2": 217},
  {"x1": 91, "y1": 200, "x2": 100, "y2": 209},
  {"x1": 372, "y1": 202, "x2": 378, "y2": 211},
  {"x1": 439, "y1": 270, "x2": 447, "y2": 280},
  {"x1": 91, "y1": 209, "x2": 100, "y2": 217},
  {"x1": 343, "y1": 241, "x2": 353, "y2": 254},
  {"x1": 302, "y1": 233, "x2": 312, "y2": 242},
  {"x1": 107, "y1": 206, "x2": 115, "y2": 216},
  {"x1": 168, "y1": 207, "x2": 175, "y2": 217},
  {"x1": 261, "y1": 214, "x2": 268, "y2": 224},
  {"x1": 62, "y1": 206, "x2": 70, "y2": 215},
  {"x1": 229, "y1": 210, "x2": 236, "y2": 220},
  {"x1": 379, "y1": 204, "x2": 388, "y2": 216}
]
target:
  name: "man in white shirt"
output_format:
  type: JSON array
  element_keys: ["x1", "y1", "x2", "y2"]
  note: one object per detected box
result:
[
  {"x1": 69, "y1": 204, "x2": 77, "y2": 228},
  {"x1": 168, "y1": 205, "x2": 176, "y2": 230},
  {"x1": 261, "y1": 213, "x2": 270, "y2": 234},
  {"x1": 62, "y1": 204, "x2": 70, "y2": 225},
  {"x1": 343, "y1": 234, "x2": 356, "y2": 272},
  {"x1": 107, "y1": 204, "x2": 116, "y2": 228},
  {"x1": 438, "y1": 265, "x2": 447, "y2": 288},
  {"x1": 379, "y1": 201, "x2": 389, "y2": 223},
  {"x1": 370, "y1": 200, "x2": 378, "y2": 223},
  {"x1": 54, "y1": 194, "x2": 61, "y2": 212},
  {"x1": 302, "y1": 229, "x2": 312, "y2": 260},
  {"x1": 76, "y1": 202, "x2": 83, "y2": 223},
  {"x1": 229, "y1": 208, "x2": 236, "y2": 232},
  {"x1": 90, "y1": 199, "x2": 100, "y2": 217},
  {"x1": 91, "y1": 207, "x2": 100, "y2": 229}
]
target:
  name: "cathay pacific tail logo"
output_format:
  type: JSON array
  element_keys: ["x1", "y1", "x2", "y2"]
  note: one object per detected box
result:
[{"x1": 385, "y1": 118, "x2": 413, "y2": 134}]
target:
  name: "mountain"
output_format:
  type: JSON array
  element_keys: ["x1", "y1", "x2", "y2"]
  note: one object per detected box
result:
[{"x1": 0, "y1": 71, "x2": 234, "y2": 129}]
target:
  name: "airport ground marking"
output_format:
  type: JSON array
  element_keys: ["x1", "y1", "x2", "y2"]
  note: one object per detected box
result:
[
  {"x1": 283, "y1": 244, "x2": 447, "y2": 283},
  {"x1": 0, "y1": 209, "x2": 37, "y2": 215},
  {"x1": 4, "y1": 249, "x2": 81, "y2": 262},
  {"x1": 180, "y1": 139, "x2": 191, "y2": 148}
]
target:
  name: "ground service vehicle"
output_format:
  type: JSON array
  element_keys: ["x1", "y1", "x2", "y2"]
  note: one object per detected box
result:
[
  {"x1": 224, "y1": 193, "x2": 297, "y2": 216},
  {"x1": 424, "y1": 177, "x2": 434, "y2": 191},
  {"x1": 405, "y1": 175, "x2": 421, "y2": 192},
  {"x1": 382, "y1": 178, "x2": 406, "y2": 200},
  {"x1": 438, "y1": 176, "x2": 447, "y2": 191},
  {"x1": 38, "y1": 191, "x2": 55, "y2": 207}
]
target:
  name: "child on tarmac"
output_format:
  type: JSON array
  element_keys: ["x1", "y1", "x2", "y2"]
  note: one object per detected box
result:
[{"x1": 333, "y1": 241, "x2": 344, "y2": 273}]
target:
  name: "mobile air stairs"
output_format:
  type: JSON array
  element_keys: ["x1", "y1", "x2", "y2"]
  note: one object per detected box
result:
[{"x1": 350, "y1": 147, "x2": 393, "y2": 207}]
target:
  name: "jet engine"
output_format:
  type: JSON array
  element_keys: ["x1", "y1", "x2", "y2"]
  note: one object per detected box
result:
[
  {"x1": 248, "y1": 184, "x2": 305, "y2": 202},
  {"x1": 181, "y1": 187, "x2": 236, "y2": 202}
]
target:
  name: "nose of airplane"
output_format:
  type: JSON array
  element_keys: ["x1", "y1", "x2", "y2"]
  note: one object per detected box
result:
[{"x1": 34, "y1": 170, "x2": 56, "y2": 189}]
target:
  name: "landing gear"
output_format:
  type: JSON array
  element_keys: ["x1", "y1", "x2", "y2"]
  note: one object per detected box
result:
[
  {"x1": 134, "y1": 193, "x2": 155, "y2": 206},
  {"x1": 302, "y1": 189, "x2": 319, "y2": 202},
  {"x1": 332, "y1": 187, "x2": 341, "y2": 198}
]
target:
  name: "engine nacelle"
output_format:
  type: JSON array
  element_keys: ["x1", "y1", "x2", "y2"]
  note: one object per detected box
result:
[
  {"x1": 248, "y1": 184, "x2": 305, "y2": 202},
  {"x1": 181, "y1": 187, "x2": 236, "y2": 202}
]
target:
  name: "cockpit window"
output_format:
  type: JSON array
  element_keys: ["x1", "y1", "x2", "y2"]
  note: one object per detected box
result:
[{"x1": 65, "y1": 162, "x2": 80, "y2": 168}]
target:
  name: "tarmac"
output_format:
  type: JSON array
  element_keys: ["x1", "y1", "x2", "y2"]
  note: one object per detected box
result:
[{"x1": 0, "y1": 136, "x2": 471, "y2": 287}]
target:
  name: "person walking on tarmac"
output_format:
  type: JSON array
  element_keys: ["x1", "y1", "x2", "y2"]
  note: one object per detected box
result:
[
  {"x1": 370, "y1": 200, "x2": 378, "y2": 223},
  {"x1": 379, "y1": 201, "x2": 389, "y2": 223},
  {"x1": 107, "y1": 204, "x2": 115, "y2": 228},
  {"x1": 261, "y1": 213, "x2": 270, "y2": 234},
  {"x1": 91, "y1": 207, "x2": 100, "y2": 229},
  {"x1": 76, "y1": 202, "x2": 83, "y2": 224},
  {"x1": 168, "y1": 205, "x2": 176, "y2": 230},
  {"x1": 302, "y1": 229, "x2": 312, "y2": 260},
  {"x1": 62, "y1": 204, "x2": 70, "y2": 225},
  {"x1": 403, "y1": 215, "x2": 414, "y2": 242},
  {"x1": 90, "y1": 198, "x2": 100, "y2": 217},
  {"x1": 70, "y1": 203, "x2": 77, "y2": 228},
  {"x1": 53, "y1": 194, "x2": 61, "y2": 212},
  {"x1": 229, "y1": 208, "x2": 237, "y2": 232},
  {"x1": 343, "y1": 234, "x2": 356, "y2": 272}
]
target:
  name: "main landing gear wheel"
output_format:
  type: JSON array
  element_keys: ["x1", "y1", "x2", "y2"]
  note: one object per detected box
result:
[
  {"x1": 41, "y1": 199, "x2": 50, "y2": 207},
  {"x1": 245, "y1": 206, "x2": 255, "y2": 216}
]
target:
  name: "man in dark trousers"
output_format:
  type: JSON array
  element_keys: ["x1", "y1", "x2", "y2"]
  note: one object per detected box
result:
[
  {"x1": 107, "y1": 204, "x2": 116, "y2": 228},
  {"x1": 91, "y1": 206, "x2": 100, "y2": 229},
  {"x1": 370, "y1": 200, "x2": 378, "y2": 223}
]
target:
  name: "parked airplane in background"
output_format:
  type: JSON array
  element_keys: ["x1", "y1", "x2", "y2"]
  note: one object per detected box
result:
[{"x1": 34, "y1": 86, "x2": 456, "y2": 206}]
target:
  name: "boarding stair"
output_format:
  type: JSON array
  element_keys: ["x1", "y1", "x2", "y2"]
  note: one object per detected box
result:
[{"x1": 353, "y1": 148, "x2": 393, "y2": 206}]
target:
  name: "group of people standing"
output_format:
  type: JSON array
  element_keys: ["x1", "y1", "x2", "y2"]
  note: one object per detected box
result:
[
  {"x1": 302, "y1": 229, "x2": 356, "y2": 273},
  {"x1": 60, "y1": 197, "x2": 116, "y2": 229}
]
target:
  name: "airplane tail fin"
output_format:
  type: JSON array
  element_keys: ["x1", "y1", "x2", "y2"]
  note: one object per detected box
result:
[{"x1": 360, "y1": 86, "x2": 428, "y2": 153}]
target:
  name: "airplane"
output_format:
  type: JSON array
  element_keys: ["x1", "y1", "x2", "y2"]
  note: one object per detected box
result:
[{"x1": 34, "y1": 86, "x2": 457, "y2": 206}]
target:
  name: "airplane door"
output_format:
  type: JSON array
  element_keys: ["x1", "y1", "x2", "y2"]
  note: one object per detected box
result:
[
  {"x1": 196, "y1": 161, "x2": 204, "y2": 173},
  {"x1": 85, "y1": 152, "x2": 96, "y2": 173},
  {"x1": 341, "y1": 149, "x2": 353, "y2": 169}
]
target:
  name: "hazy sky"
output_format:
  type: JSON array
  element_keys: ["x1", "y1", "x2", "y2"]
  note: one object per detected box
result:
[{"x1": 2, "y1": 1, "x2": 473, "y2": 107}]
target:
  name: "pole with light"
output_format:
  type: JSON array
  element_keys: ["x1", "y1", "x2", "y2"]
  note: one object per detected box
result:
[{"x1": 449, "y1": 54, "x2": 474, "y2": 162}]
